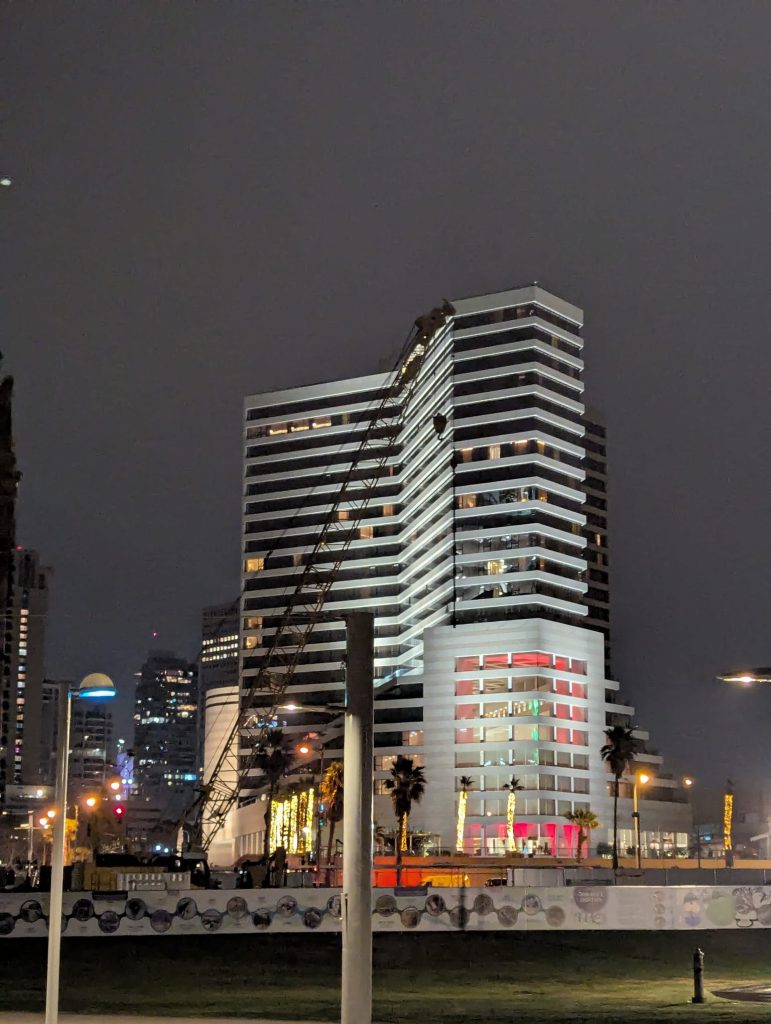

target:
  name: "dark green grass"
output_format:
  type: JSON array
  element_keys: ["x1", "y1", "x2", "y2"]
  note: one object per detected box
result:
[{"x1": 1, "y1": 930, "x2": 770, "y2": 1022}]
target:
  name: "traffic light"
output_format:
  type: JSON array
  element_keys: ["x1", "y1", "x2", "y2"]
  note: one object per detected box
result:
[{"x1": 113, "y1": 804, "x2": 125, "y2": 819}]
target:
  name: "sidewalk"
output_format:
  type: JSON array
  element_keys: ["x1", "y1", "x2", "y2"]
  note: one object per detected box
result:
[{"x1": 0, "y1": 1016, "x2": 322, "y2": 1024}]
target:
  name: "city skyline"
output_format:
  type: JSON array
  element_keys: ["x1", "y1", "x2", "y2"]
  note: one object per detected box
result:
[{"x1": 4, "y1": 3, "x2": 770, "y2": 790}]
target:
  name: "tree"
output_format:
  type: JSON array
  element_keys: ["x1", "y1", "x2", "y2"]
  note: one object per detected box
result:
[
  {"x1": 456, "y1": 776, "x2": 473, "y2": 853},
  {"x1": 384, "y1": 755, "x2": 426, "y2": 884},
  {"x1": 600, "y1": 725, "x2": 637, "y2": 870},
  {"x1": 564, "y1": 808, "x2": 600, "y2": 862},
  {"x1": 319, "y1": 760, "x2": 344, "y2": 883},
  {"x1": 254, "y1": 729, "x2": 295, "y2": 858},
  {"x1": 503, "y1": 775, "x2": 524, "y2": 853}
]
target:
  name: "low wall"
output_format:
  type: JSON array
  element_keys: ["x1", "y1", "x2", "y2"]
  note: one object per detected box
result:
[{"x1": 1, "y1": 884, "x2": 770, "y2": 937}]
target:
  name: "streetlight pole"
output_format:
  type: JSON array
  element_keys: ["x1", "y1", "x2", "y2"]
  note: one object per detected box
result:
[
  {"x1": 632, "y1": 772, "x2": 651, "y2": 871},
  {"x1": 341, "y1": 612, "x2": 374, "y2": 1024},
  {"x1": 45, "y1": 674, "x2": 115, "y2": 1024}
]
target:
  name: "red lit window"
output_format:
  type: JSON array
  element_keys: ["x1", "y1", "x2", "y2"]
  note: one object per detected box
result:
[
  {"x1": 572, "y1": 730, "x2": 588, "y2": 746},
  {"x1": 571, "y1": 706, "x2": 587, "y2": 722},
  {"x1": 554, "y1": 679, "x2": 570, "y2": 695},
  {"x1": 556, "y1": 704, "x2": 570, "y2": 719},
  {"x1": 570, "y1": 659, "x2": 586, "y2": 675},
  {"x1": 555, "y1": 727, "x2": 571, "y2": 744},
  {"x1": 483, "y1": 653, "x2": 509, "y2": 668},
  {"x1": 512, "y1": 652, "x2": 550, "y2": 668},
  {"x1": 554, "y1": 655, "x2": 569, "y2": 671},
  {"x1": 454, "y1": 704, "x2": 477, "y2": 720},
  {"x1": 571, "y1": 682, "x2": 587, "y2": 698},
  {"x1": 455, "y1": 656, "x2": 480, "y2": 672},
  {"x1": 455, "y1": 679, "x2": 477, "y2": 696}
]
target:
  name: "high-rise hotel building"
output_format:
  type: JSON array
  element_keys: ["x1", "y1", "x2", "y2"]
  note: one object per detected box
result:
[{"x1": 219, "y1": 285, "x2": 689, "y2": 864}]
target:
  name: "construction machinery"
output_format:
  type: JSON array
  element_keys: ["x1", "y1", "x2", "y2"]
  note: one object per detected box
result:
[{"x1": 184, "y1": 301, "x2": 456, "y2": 854}]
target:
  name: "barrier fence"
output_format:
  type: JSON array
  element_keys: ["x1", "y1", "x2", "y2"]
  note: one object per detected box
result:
[{"x1": 1, "y1": 884, "x2": 770, "y2": 937}]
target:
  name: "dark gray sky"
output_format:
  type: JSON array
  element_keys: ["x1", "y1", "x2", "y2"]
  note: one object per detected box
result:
[{"x1": 4, "y1": 2, "x2": 770, "y2": 786}]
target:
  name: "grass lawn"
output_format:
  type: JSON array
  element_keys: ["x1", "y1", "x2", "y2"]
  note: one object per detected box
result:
[{"x1": 1, "y1": 930, "x2": 769, "y2": 1022}]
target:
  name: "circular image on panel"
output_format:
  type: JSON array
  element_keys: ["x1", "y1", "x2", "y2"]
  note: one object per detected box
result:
[
  {"x1": 326, "y1": 894, "x2": 342, "y2": 919},
  {"x1": 375, "y1": 894, "x2": 398, "y2": 917},
  {"x1": 400, "y1": 906, "x2": 421, "y2": 929},
  {"x1": 303, "y1": 908, "x2": 324, "y2": 930},
  {"x1": 252, "y1": 911, "x2": 271, "y2": 930},
  {"x1": 0, "y1": 913, "x2": 15, "y2": 935},
  {"x1": 573, "y1": 886, "x2": 608, "y2": 913},
  {"x1": 150, "y1": 909, "x2": 173, "y2": 934},
  {"x1": 125, "y1": 898, "x2": 147, "y2": 922},
  {"x1": 496, "y1": 905, "x2": 519, "y2": 928},
  {"x1": 176, "y1": 897, "x2": 199, "y2": 920},
  {"x1": 545, "y1": 906, "x2": 565, "y2": 928},
  {"x1": 71, "y1": 899, "x2": 95, "y2": 922},
  {"x1": 201, "y1": 908, "x2": 223, "y2": 932},
  {"x1": 276, "y1": 895, "x2": 298, "y2": 918},
  {"x1": 521, "y1": 894, "x2": 542, "y2": 916},
  {"x1": 19, "y1": 900, "x2": 44, "y2": 924},
  {"x1": 472, "y1": 894, "x2": 494, "y2": 916},
  {"x1": 424, "y1": 894, "x2": 446, "y2": 918},
  {"x1": 449, "y1": 906, "x2": 469, "y2": 930},
  {"x1": 98, "y1": 910, "x2": 121, "y2": 934},
  {"x1": 226, "y1": 896, "x2": 248, "y2": 921}
]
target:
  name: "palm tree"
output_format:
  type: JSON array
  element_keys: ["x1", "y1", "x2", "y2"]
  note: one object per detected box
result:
[
  {"x1": 254, "y1": 729, "x2": 295, "y2": 857},
  {"x1": 384, "y1": 755, "x2": 426, "y2": 884},
  {"x1": 503, "y1": 775, "x2": 524, "y2": 853},
  {"x1": 564, "y1": 808, "x2": 600, "y2": 862},
  {"x1": 600, "y1": 725, "x2": 637, "y2": 870},
  {"x1": 456, "y1": 776, "x2": 473, "y2": 853},
  {"x1": 319, "y1": 761, "x2": 344, "y2": 883}
]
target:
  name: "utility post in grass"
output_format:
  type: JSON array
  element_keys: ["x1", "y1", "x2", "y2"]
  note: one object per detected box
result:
[{"x1": 341, "y1": 612, "x2": 374, "y2": 1024}]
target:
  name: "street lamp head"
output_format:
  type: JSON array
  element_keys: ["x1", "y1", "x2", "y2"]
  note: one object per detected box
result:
[
  {"x1": 77, "y1": 673, "x2": 116, "y2": 700},
  {"x1": 298, "y1": 745, "x2": 311, "y2": 755},
  {"x1": 683, "y1": 777, "x2": 694, "y2": 787},
  {"x1": 84, "y1": 796, "x2": 98, "y2": 809},
  {"x1": 637, "y1": 772, "x2": 651, "y2": 786},
  {"x1": 718, "y1": 667, "x2": 771, "y2": 687}
]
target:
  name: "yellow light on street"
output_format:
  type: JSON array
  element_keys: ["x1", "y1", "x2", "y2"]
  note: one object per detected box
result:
[
  {"x1": 683, "y1": 777, "x2": 694, "y2": 787},
  {"x1": 46, "y1": 808, "x2": 56, "y2": 818},
  {"x1": 637, "y1": 772, "x2": 651, "y2": 785},
  {"x1": 85, "y1": 796, "x2": 98, "y2": 808}
]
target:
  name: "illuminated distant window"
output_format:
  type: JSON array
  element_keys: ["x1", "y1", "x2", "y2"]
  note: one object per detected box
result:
[
  {"x1": 487, "y1": 560, "x2": 505, "y2": 576},
  {"x1": 488, "y1": 444, "x2": 501, "y2": 460},
  {"x1": 460, "y1": 448, "x2": 473, "y2": 463},
  {"x1": 338, "y1": 509, "x2": 349, "y2": 521},
  {"x1": 269, "y1": 423, "x2": 288, "y2": 435},
  {"x1": 382, "y1": 504, "x2": 395, "y2": 517},
  {"x1": 359, "y1": 526, "x2": 374, "y2": 539},
  {"x1": 244, "y1": 636, "x2": 259, "y2": 650},
  {"x1": 312, "y1": 417, "x2": 331, "y2": 429},
  {"x1": 244, "y1": 616, "x2": 262, "y2": 630},
  {"x1": 595, "y1": 533, "x2": 602, "y2": 546},
  {"x1": 289, "y1": 420, "x2": 309, "y2": 432},
  {"x1": 455, "y1": 656, "x2": 480, "y2": 672},
  {"x1": 245, "y1": 557, "x2": 265, "y2": 573},
  {"x1": 458, "y1": 494, "x2": 477, "y2": 510},
  {"x1": 537, "y1": 439, "x2": 546, "y2": 452}
]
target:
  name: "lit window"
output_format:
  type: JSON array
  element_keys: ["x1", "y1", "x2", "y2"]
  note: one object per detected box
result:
[
  {"x1": 245, "y1": 557, "x2": 265, "y2": 573},
  {"x1": 338, "y1": 509, "x2": 349, "y2": 521},
  {"x1": 487, "y1": 560, "x2": 505, "y2": 576},
  {"x1": 289, "y1": 421, "x2": 309, "y2": 432},
  {"x1": 460, "y1": 448, "x2": 473, "y2": 463},
  {"x1": 382, "y1": 504, "x2": 395, "y2": 517},
  {"x1": 268, "y1": 424, "x2": 288, "y2": 435},
  {"x1": 244, "y1": 636, "x2": 259, "y2": 650},
  {"x1": 458, "y1": 494, "x2": 477, "y2": 509},
  {"x1": 359, "y1": 526, "x2": 373, "y2": 539},
  {"x1": 488, "y1": 445, "x2": 501, "y2": 460},
  {"x1": 312, "y1": 417, "x2": 332, "y2": 429},
  {"x1": 244, "y1": 616, "x2": 263, "y2": 630}
]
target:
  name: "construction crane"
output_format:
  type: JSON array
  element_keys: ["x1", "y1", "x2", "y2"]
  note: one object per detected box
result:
[{"x1": 187, "y1": 300, "x2": 456, "y2": 852}]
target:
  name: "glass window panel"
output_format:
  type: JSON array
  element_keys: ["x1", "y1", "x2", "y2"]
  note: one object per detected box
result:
[
  {"x1": 456, "y1": 727, "x2": 482, "y2": 744},
  {"x1": 482, "y1": 677, "x2": 508, "y2": 693},
  {"x1": 484, "y1": 725, "x2": 509, "y2": 743}
]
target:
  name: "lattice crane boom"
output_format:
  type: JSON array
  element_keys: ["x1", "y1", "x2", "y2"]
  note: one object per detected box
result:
[{"x1": 191, "y1": 301, "x2": 455, "y2": 851}]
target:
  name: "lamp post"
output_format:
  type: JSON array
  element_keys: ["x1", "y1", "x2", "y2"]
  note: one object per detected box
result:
[
  {"x1": 682, "y1": 776, "x2": 701, "y2": 868},
  {"x1": 632, "y1": 772, "x2": 651, "y2": 870},
  {"x1": 45, "y1": 673, "x2": 116, "y2": 1024},
  {"x1": 297, "y1": 739, "x2": 329, "y2": 876}
]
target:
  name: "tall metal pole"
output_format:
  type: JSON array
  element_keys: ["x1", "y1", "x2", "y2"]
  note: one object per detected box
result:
[
  {"x1": 45, "y1": 686, "x2": 72, "y2": 1024},
  {"x1": 633, "y1": 782, "x2": 642, "y2": 870},
  {"x1": 341, "y1": 612, "x2": 374, "y2": 1024},
  {"x1": 27, "y1": 810, "x2": 34, "y2": 865}
]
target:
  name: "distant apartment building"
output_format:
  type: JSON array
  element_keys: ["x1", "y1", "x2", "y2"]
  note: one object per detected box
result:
[
  {"x1": 68, "y1": 702, "x2": 114, "y2": 795},
  {"x1": 133, "y1": 650, "x2": 198, "y2": 824},
  {"x1": 199, "y1": 602, "x2": 239, "y2": 812},
  {"x1": 0, "y1": 365, "x2": 20, "y2": 806},
  {"x1": 206, "y1": 285, "x2": 691, "y2": 864}
]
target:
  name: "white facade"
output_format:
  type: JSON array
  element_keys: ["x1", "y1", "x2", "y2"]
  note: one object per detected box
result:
[{"x1": 214, "y1": 284, "x2": 691, "y2": 863}]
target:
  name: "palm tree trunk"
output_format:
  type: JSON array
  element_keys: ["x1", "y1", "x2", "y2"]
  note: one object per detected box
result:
[
  {"x1": 324, "y1": 820, "x2": 336, "y2": 886},
  {"x1": 612, "y1": 776, "x2": 619, "y2": 870},
  {"x1": 263, "y1": 785, "x2": 275, "y2": 859},
  {"x1": 577, "y1": 828, "x2": 585, "y2": 863},
  {"x1": 396, "y1": 812, "x2": 407, "y2": 885}
]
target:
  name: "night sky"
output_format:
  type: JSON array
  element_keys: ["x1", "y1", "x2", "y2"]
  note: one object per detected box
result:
[{"x1": 4, "y1": 3, "x2": 770, "y2": 790}]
